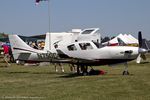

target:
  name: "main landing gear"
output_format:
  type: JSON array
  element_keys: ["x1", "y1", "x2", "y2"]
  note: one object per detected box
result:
[
  {"x1": 122, "y1": 62, "x2": 130, "y2": 75},
  {"x1": 77, "y1": 65, "x2": 88, "y2": 76},
  {"x1": 76, "y1": 65, "x2": 106, "y2": 76}
]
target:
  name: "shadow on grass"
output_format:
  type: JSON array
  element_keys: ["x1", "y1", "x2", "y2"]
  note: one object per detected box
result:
[
  {"x1": 7, "y1": 71, "x2": 65, "y2": 75},
  {"x1": 0, "y1": 65, "x2": 8, "y2": 67},
  {"x1": 59, "y1": 73, "x2": 125, "y2": 78},
  {"x1": 59, "y1": 73, "x2": 81, "y2": 78},
  {"x1": 139, "y1": 61, "x2": 149, "y2": 64},
  {"x1": 59, "y1": 72, "x2": 135, "y2": 78},
  {"x1": 107, "y1": 73, "x2": 134, "y2": 76},
  {"x1": 7, "y1": 71, "x2": 29, "y2": 74}
]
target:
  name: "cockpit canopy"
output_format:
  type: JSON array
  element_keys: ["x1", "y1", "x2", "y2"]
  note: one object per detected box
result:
[{"x1": 67, "y1": 41, "x2": 99, "y2": 51}]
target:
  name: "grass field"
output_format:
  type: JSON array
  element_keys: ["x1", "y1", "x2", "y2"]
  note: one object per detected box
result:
[{"x1": 0, "y1": 55, "x2": 150, "y2": 100}]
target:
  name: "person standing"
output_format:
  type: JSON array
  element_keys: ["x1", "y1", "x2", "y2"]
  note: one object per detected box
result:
[{"x1": 2, "y1": 44, "x2": 11, "y2": 66}]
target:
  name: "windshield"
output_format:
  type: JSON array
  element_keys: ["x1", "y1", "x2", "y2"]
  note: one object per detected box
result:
[
  {"x1": 81, "y1": 30, "x2": 94, "y2": 34},
  {"x1": 79, "y1": 43, "x2": 93, "y2": 50}
]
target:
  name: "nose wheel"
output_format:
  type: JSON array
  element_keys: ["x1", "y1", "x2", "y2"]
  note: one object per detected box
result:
[{"x1": 123, "y1": 62, "x2": 130, "y2": 75}]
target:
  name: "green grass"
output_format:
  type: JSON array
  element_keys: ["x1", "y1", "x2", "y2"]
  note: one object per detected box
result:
[{"x1": 0, "y1": 55, "x2": 150, "y2": 100}]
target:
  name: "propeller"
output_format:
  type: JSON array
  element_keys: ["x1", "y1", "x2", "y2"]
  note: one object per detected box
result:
[{"x1": 136, "y1": 31, "x2": 148, "y2": 63}]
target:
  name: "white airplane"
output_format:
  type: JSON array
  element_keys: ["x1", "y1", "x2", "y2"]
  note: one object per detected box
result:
[{"x1": 56, "y1": 31, "x2": 148, "y2": 75}]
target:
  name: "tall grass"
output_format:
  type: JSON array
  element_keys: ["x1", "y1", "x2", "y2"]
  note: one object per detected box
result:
[{"x1": 0, "y1": 55, "x2": 150, "y2": 100}]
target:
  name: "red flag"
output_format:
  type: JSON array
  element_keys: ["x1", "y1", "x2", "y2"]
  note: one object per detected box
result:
[{"x1": 35, "y1": 0, "x2": 48, "y2": 5}]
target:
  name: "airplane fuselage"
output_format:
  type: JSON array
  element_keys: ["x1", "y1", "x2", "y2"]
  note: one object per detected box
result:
[{"x1": 56, "y1": 41, "x2": 139, "y2": 66}]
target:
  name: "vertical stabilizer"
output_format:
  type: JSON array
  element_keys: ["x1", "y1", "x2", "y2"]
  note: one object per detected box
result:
[
  {"x1": 8, "y1": 34, "x2": 44, "y2": 60},
  {"x1": 9, "y1": 35, "x2": 35, "y2": 52},
  {"x1": 44, "y1": 32, "x2": 51, "y2": 52}
]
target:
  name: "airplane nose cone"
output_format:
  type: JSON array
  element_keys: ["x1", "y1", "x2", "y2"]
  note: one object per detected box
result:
[{"x1": 139, "y1": 48, "x2": 148, "y2": 54}]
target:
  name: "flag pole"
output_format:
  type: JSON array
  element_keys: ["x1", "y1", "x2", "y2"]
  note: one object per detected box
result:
[
  {"x1": 48, "y1": 0, "x2": 50, "y2": 33},
  {"x1": 48, "y1": 0, "x2": 51, "y2": 50}
]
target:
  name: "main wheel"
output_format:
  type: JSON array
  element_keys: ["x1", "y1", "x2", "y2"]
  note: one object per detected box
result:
[
  {"x1": 81, "y1": 65, "x2": 88, "y2": 76},
  {"x1": 122, "y1": 71, "x2": 129, "y2": 75},
  {"x1": 82, "y1": 72, "x2": 88, "y2": 76}
]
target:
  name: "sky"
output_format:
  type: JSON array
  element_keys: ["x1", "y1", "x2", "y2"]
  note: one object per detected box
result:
[{"x1": 0, "y1": 0, "x2": 150, "y2": 39}]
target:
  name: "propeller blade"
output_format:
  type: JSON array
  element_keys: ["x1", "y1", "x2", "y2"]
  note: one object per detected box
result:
[
  {"x1": 138, "y1": 31, "x2": 142, "y2": 48},
  {"x1": 136, "y1": 54, "x2": 141, "y2": 64},
  {"x1": 137, "y1": 31, "x2": 148, "y2": 64}
]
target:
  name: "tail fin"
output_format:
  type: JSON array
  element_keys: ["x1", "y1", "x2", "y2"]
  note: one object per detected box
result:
[
  {"x1": 117, "y1": 37, "x2": 126, "y2": 46},
  {"x1": 8, "y1": 34, "x2": 35, "y2": 52},
  {"x1": 43, "y1": 32, "x2": 57, "y2": 53},
  {"x1": 8, "y1": 34, "x2": 43, "y2": 61},
  {"x1": 44, "y1": 32, "x2": 51, "y2": 52}
]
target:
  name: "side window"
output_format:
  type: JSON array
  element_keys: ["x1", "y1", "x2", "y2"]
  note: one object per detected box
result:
[
  {"x1": 79, "y1": 43, "x2": 93, "y2": 50},
  {"x1": 67, "y1": 44, "x2": 77, "y2": 51}
]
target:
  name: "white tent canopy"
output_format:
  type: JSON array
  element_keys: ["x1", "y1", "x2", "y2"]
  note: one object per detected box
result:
[{"x1": 103, "y1": 33, "x2": 138, "y2": 45}]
